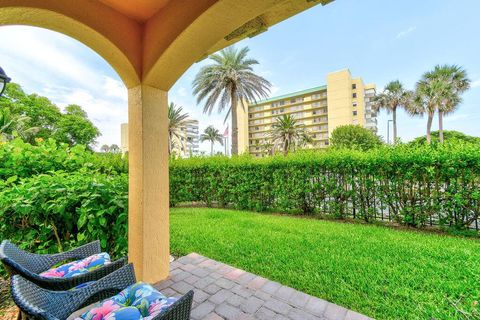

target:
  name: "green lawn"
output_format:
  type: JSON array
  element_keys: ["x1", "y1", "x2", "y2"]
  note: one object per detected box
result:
[{"x1": 170, "y1": 207, "x2": 480, "y2": 320}]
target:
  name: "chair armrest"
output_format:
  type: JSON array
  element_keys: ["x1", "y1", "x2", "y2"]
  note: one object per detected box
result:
[
  {"x1": 48, "y1": 240, "x2": 102, "y2": 265},
  {"x1": 153, "y1": 290, "x2": 194, "y2": 320},
  {"x1": 11, "y1": 264, "x2": 137, "y2": 320}
]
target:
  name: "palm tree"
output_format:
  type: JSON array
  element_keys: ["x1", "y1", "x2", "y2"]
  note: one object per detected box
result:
[
  {"x1": 0, "y1": 108, "x2": 38, "y2": 142},
  {"x1": 193, "y1": 46, "x2": 271, "y2": 155},
  {"x1": 270, "y1": 114, "x2": 309, "y2": 156},
  {"x1": 200, "y1": 126, "x2": 224, "y2": 156},
  {"x1": 413, "y1": 65, "x2": 470, "y2": 144},
  {"x1": 168, "y1": 102, "x2": 193, "y2": 154},
  {"x1": 100, "y1": 144, "x2": 110, "y2": 153},
  {"x1": 423, "y1": 65, "x2": 470, "y2": 143},
  {"x1": 372, "y1": 80, "x2": 412, "y2": 143},
  {"x1": 412, "y1": 78, "x2": 446, "y2": 144}
]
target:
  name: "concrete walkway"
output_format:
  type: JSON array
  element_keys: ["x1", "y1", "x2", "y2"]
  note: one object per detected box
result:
[{"x1": 154, "y1": 253, "x2": 372, "y2": 320}]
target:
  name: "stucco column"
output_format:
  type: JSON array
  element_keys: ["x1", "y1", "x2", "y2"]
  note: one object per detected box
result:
[{"x1": 128, "y1": 85, "x2": 169, "y2": 283}]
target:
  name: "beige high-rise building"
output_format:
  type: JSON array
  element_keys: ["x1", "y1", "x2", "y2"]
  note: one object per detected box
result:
[
  {"x1": 237, "y1": 69, "x2": 377, "y2": 156},
  {"x1": 120, "y1": 120, "x2": 200, "y2": 157}
]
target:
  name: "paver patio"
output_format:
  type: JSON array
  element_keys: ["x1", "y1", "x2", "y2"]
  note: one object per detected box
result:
[{"x1": 154, "y1": 253, "x2": 372, "y2": 320}]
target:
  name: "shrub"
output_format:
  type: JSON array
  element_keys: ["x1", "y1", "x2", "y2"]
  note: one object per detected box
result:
[
  {"x1": 0, "y1": 170, "x2": 128, "y2": 258},
  {"x1": 0, "y1": 138, "x2": 127, "y2": 180},
  {"x1": 330, "y1": 125, "x2": 383, "y2": 151},
  {"x1": 171, "y1": 143, "x2": 480, "y2": 230}
]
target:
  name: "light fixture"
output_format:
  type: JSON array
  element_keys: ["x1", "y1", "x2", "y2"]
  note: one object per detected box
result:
[{"x1": 0, "y1": 67, "x2": 11, "y2": 97}]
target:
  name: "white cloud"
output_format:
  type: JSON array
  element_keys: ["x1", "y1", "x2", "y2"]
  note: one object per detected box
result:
[
  {"x1": 396, "y1": 26, "x2": 417, "y2": 39},
  {"x1": 472, "y1": 80, "x2": 480, "y2": 88},
  {"x1": 0, "y1": 26, "x2": 128, "y2": 149}
]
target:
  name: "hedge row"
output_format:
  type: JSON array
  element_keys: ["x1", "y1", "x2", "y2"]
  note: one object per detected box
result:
[
  {"x1": 0, "y1": 170, "x2": 128, "y2": 258},
  {"x1": 170, "y1": 143, "x2": 480, "y2": 230}
]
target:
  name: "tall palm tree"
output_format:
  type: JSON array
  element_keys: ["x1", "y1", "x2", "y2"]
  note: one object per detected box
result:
[
  {"x1": 423, "y1": 65, "x2": 470, "y2": 143},
  {"x1": 413, "y1": 65, "x2": 470, "y2": 144},
  {"x1": 372, "y1": 80, "x2": 412, "y2": 143},
  {"x1": 193, "y1": 46, "x2": 271, "y2": 155},
  {"x1": 200, "y1": 126, "x2": 224, "y2": 155},
  {"x1": 412, "y1": 78, "x2": 446, "y2": 144},
  {"x1": 270, "y1": 114, "x2": 309, "y2": 156},
  {"x1": 168, "y1": 102, "x2": 193, "y2": 154}
]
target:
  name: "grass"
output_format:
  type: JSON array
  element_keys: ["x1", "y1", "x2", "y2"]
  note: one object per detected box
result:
[{"x1": 170, "y1": 207, "x2": 480, "y2": 320}]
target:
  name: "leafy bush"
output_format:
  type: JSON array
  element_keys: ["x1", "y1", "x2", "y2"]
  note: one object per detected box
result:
[
  {"x1": 0, "y1": 170, "x2": 128, "y2": 258},
  {"x1": 171, "y1": 143, "x2": 480, "y2": 230},
  {"x1": 330, "y1": 125, "x2": 383, "y2": 151},
  {"x1": 409, "y1": 130, "x2": 480, "y2": 146},
  {"x1": 0, "y1": 138, "x2": 127, "y2": 180}
]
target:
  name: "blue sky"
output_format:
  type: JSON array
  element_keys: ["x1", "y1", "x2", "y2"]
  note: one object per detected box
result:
[{"x1": 1, "y1": 0, "x2": 479, "y2": 152}]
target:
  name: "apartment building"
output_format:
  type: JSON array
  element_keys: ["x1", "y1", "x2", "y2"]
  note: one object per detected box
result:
[
  {"x1": 120, "y1": 120, "x2": 200, "y2": 157},
  {"x1": 237, "y1": 69, "x2": 377, "y2": 156}
]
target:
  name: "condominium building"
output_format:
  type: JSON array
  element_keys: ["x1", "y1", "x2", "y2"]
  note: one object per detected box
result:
[
  {"x1": 237, "y1": 69, "x2": 377, "y2": 156},
  {"x1": 120, "y1": 119, "x2": 200, "y2": 157}
]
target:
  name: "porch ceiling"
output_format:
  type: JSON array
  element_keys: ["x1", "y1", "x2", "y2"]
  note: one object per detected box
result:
[{"x1": 98, "y1": 0, "x2": 172, "y2": 22}]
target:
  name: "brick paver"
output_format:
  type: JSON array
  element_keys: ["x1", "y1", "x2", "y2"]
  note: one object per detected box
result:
[{"x1": 154, "y1": 253, "x2": 373, "y2": 320}]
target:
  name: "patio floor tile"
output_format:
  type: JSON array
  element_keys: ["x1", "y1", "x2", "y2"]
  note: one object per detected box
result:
[{"x1": 154, "y1": 253, "x2": 373, "y2": 320}]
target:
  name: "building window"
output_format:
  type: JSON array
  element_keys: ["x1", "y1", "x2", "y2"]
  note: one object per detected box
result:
[
  {"x1": 352, "y1": 93, "x2": 357, "y2": 98},
  {"x1": 352, "y1": 84, "x2": 357, "y2": 89},
  {"x1": 353, "y1": 111, "x2": 358, "y2": 116},
  {"x1": 353, "y1": 102, "x2": 358, "y2": 107},
  {"x1": 325, "y1": 141, "x2": 330, "y2": 146}
]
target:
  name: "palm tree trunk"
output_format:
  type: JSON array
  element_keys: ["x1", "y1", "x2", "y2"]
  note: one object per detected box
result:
[
  {"x1": 168, "y1": 133, "x2": 172, "y2": 155},
  {"x1": 426, "y1": 112, "x2": 433, "y2": 144},
  {"x1": 392, "y1": 107, "x2": 397, "y2": 143},
  {"x1": 231, "y1": 99, "x2": 239, "y2": 155},
  {"x1": 438, "y1": 111, "x2": 444, "y2": 144},
  {"x1": 210, "y1": 141, "x2": 214, "y2": 156}
]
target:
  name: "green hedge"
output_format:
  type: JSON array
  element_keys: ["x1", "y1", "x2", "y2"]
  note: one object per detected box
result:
[
  {"x1": 171, "y1": 143, "x2": 480, "y2": 230},
  {"x1": 0, "y1": 170, "x2": 128, "y2": 257}
]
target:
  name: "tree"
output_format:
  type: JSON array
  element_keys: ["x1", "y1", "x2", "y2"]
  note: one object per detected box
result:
[
  {"x1": 409, "y1": 130, "x2": 480, "y2": 146},
  {"x1": 422, "y1": 65, "x2": 470, "y2": 143},
  {"x1": 0, "y1": 108, "x2": 38, "y2": 142},
  {"x1": 330, "y1": 125, "x2": 383, "y2": 151},
  {"x1": 372, "y1": 80, "x2": 412, "y2": 143},
  {"x1": 100, "y1": 144, "x2": 111, "y2": 153},
  {"x1": 110, "y1": 144, "x2": 120, "y2": 153},
  {"x1": 193, "y1": 46, "x2": 271, "y2": 155},
  {"x1": 0, "y1": 83, "x2": 61, "y2": 142},
  {"x1": 53, "y1": 104, "x2": 100, "y2": 149},
  {"x1": 200, "y1": 126, "x2": 224, "y2": 156},
  {"x1": 168, "y1": 102, "x2": 193, "y2": 155},
  {"x1": 270, "y1": 114, "x2": 309, "y2": 156}
]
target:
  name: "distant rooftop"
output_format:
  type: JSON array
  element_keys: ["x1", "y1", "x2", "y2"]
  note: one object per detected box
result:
[{"x1": 250, "y1": 85, "x2": 327, "y2": 105}]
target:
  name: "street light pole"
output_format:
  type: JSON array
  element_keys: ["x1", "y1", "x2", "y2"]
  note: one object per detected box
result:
[
  {"x1": 0, "y1": 67, "x2": 11, "y2": 97},
  {"x1": 387, "y1": 119, "x2": 393, "y2": 144}
]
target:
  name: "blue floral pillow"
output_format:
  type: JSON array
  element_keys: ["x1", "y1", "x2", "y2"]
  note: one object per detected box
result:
[
  {"x1": 75, "y1": 282, "x2": 178, "y2": 320},
  {"x1": 40, "y1": 253, "x2": 111, "y2": 278}
]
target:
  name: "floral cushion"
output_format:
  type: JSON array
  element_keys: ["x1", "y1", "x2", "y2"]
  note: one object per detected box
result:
[
  {"x1": 40, "y1": 253, "x2": 111, "y2": 278},
  {"x1": 74, "y1": 282, "x2": 178, "y2": 320}
]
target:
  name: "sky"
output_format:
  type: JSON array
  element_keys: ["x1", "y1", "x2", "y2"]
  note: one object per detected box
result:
[{"x1": 1, "y1": 0, "x2": 479, "y2": 153}]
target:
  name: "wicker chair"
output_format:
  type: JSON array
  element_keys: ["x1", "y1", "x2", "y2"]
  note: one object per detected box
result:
[
  {"x1": 0, "y1": 240, "x2": 127, "y2": 290},
  {"x1": 11, "y1": 263, "x2": 194, "y2": 320}
]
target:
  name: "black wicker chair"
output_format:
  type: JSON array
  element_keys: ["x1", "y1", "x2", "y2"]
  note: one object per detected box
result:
[
  {"x1": 11, "y1": 263, "x2": 194, "y2": 320},
  {"x1": 0, "y1": 240, "x2": 127, "y2": 290}
]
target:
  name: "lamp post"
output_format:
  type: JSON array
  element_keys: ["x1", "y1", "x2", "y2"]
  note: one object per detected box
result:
[
  {"x1": 387, "y1": 119, "x2": 393, "y2": 144},
  {"x1": 0, "y1": 67, "x2": 11, "y2": 97}
]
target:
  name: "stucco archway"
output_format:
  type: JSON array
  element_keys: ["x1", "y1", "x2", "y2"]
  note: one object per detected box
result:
[{"x1": 0, "y1": 0, "x2": 332, "y2": 283}]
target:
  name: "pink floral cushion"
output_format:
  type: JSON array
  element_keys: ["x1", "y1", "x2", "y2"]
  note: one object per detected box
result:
[
  {"x1": 74, "y1": 282, "x2": 178, "y2": 320},
  {"x1": 40, "y1": 253, "x2": 111, "y2": 278}
]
